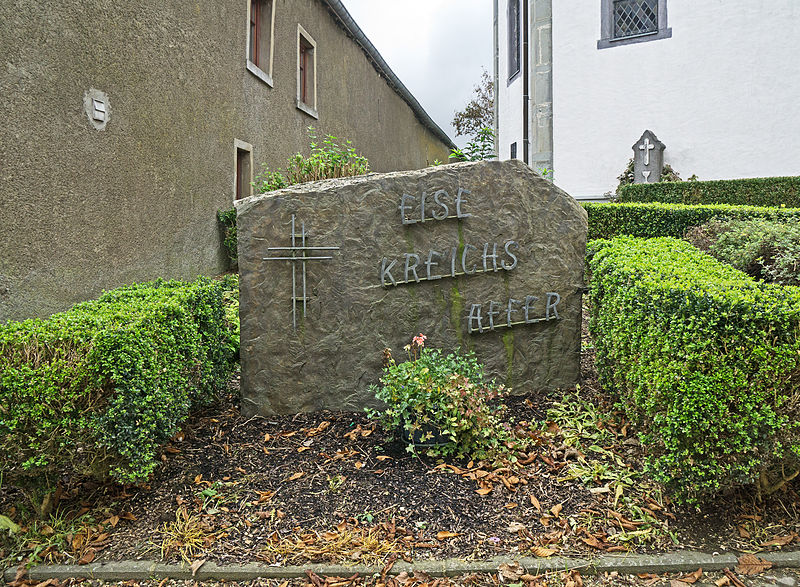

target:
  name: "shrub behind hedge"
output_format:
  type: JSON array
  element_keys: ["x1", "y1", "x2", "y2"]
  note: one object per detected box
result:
[
  {"x1": 618, "y1": 176, "x2": 800, "y2": 207},
  {"x1": 0, "y1": 278, "x2": 237, "y2": 486},
  {"x1": 588, "y1": 237, "x2": 800, "y2": 503},
  {"x1": 584, "y1": 201, "x2": 800, "y2": 241}
]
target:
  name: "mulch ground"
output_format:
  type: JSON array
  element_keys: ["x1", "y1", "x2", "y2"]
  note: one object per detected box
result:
[{"x1": 1, "y1": 305, "x2": 799, "y2": 571}]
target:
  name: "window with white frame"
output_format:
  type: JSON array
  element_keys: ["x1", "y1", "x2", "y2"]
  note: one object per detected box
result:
[
  {"x1": 247, "y1": 0, "x2": 275, "y2": 86},
  {"x1": 296, "y1": 25, "x2": 318, "y2": 118},
  {"x1": 598, "y1": 0, "x2": 671, "y2": 49}
]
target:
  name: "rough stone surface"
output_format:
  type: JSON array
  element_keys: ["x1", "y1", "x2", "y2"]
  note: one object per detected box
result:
[{"x1": 236, "y1": 160, "x2": 587, "y2": 415}]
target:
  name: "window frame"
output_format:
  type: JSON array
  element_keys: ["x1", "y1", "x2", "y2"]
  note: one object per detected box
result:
[
  {"x1": 598, "y1": 0, "x2": 672, "y2": 50},
  {"x1": 246, "y1": 0, "x2": 275, "y2": 86},
  {"x1": 507, "y1": 0, "x2": 521, "y2": 82},
  {"x1": 296, "y1": 24, "x2": 318, "y2": 119},
  {"x1": 234, "y1": 139, "x2": 253, "y2": 202}
]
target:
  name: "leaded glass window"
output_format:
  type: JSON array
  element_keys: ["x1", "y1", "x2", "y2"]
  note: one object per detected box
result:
[
  {"x1": 508, "y1": 0, "x2": 520, "y2": 79},
  {"x1": 613, "y1": 0, "x2": 658, "y2": 39}
]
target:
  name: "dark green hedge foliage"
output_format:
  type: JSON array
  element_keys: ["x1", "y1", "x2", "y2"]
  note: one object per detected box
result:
[
  {"x1": 217, "y1": 208, "x2": 238, "y2": 269},
  {"x1": 0, "y1": 278, "x2": 238, "y2": 486},
  {"x1": 588, "y1": 237, "x2": 800, "y2": 503},
  {"x1": 618, "y1": 176, "x2": 800, "y2": 207},
  {"x1": 584, "y1": 201, "x2": 800, "y2": 241}
]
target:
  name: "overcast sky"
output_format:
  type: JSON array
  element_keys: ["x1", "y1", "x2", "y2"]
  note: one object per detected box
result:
[{"x1": 341, "y1": 1, "x2": 493, "y2": 149}]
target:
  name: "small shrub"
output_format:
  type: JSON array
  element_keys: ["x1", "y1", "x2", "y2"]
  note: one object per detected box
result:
[
  {"x1": 449, "y1": 127, "x2": 496, "y2": 162},
  {"x1": 367, "y1": 335, "x2": 514, "y2": 461},
  {"x1": 616, "y1": 158, "x2": 682, "y2": 194},
  {"x1": 587, "y1": 237, "x2": 800, "y2": 503},
  {"x1": 689, "y1": 218, "x2": 800, "y2": 286},
  {"x1": 618, "y1": 175, "x2": 800, "y2": 207},
  {"x1": 0, "y1": 278, "x2": 237, "y2": 489}
]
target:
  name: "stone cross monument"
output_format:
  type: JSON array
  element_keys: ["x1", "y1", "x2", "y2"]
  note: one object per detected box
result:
[{"x1": 632, "y1": 130, "x2": 665, "y2": 184}]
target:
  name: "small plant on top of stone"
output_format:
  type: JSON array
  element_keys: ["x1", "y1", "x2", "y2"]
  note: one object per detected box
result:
[
  {"x1": 367, "y1": 334, "x2": 519, "y2": 462},
  {"x1": 253, "y1": 127, "x2": 370, "y2": 194}
]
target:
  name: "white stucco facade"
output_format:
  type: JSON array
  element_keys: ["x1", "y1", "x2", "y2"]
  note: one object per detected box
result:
[{"x1": 495, "y1": 0, "x2": 800, "y2": 199}]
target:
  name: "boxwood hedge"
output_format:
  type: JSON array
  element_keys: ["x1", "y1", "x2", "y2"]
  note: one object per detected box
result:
[
  {"x1": 0, "y1": 277, "x2": 238, "y2": 487},
  {"x1": 618, "y1": 176, "x2": 800, "y2": 207},
  {"x1": 585, "y1": 201, "x2": 800, "y2": 241},
  {"x1": 588, "y1": 237, "x2": 800, "y2": 502}
]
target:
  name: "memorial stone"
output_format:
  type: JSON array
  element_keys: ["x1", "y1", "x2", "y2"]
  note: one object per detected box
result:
[
  {"x1": 236, "y1": 159, "x2": 587, "y2": 415},
  {"x1": 632, "y1": 130, "x2": 666, "y2": 184}
]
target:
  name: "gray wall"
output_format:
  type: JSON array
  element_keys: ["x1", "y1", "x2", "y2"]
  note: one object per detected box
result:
[{"x1": 0, "y1": 0, "x2": 452, "y2": 321}]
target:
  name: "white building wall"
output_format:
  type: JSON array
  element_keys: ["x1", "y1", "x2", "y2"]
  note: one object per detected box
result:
[
  {"x1": 552, "y1": 0, "x2": 800, "y2": 198},
  {"x1": 496, "y1": 0, "x2": 526, "y2": 162}
]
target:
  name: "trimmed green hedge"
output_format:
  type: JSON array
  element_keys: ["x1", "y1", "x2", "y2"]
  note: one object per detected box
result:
[
  {"x1": 618, "y1": 176, "x2": 800, "y2": 207},
  {"x1": 588, "y1": 237, "x2": 800, "y2": 503},
  {"x1": 0, "y1": 278, "x2": 238, "y2": 486},
  {"x1": 585, "y1": 201, "x2": 800, "y2": 241}
]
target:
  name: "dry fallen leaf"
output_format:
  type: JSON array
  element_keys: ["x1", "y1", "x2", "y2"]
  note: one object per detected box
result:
[
  {"x1": 476, "y1": 488, "x2": 492, "y2": 496},
  {"x1": 531, "y1": 546, "x2": 556, "y2": 557},
  {"x1": 77, "y1": 548, "x2": 96, "y2": 565},
  {"x1": 714, "y1": 576, "x2": 731, "y2": 587},
  {"x1": 678, "y1": 568, "x2": 703, "y2": 584},
  {"x1": 507, "y1": 522, "x2": 526, "y2": 533},
  {"x1": 564, "y1": 569, "x2": 583, "y2": 587},
  {"x1": 550, "y1": 503, "x2": 563, "y2": 517},
  {"x1": 735, "y1": 554, "x2": 772, "y2": 575},
  {"x1": 436, "y1": 531, "x2": 459, "y2": 540},
  {"x1": 580, "y1": 535, "x2": 604, "y2": 549},
  {"x1": 190, "y1": 559, "x2": 206, "y2": 577},
  {"x1": 376, "y1": 455, "x2": 392, "y2": 461},
  {"x1": 761, "y1": 534, "x2": 795, "y2": 547},
  {"x1": 670, "y1": 580, "x2": 690, "y2": 587},
  {"x1": 354, "y1": 461, "x2": 364, "y2": 470},
  {"x1": 287, "y1": 472, "x2": 304, "y2": 481},
  {"x1": 297, "y1": 446, "x2": 311, "y2": 453},
  {"x1": 737, "y1": 526, "x2": 751, "y2": 538},
  {"x1": 530, "y1": 495, "x2": 542, "y2": 511},
  {"x1": 498, "y1": 562, "x2": 525, "y2": 582}
]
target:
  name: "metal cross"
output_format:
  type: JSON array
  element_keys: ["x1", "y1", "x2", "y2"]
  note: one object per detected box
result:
[
  {"x1": 639, "y1": 137, "x2": 655, "y2": 166},
  {"x1": 263, "y1": 215, "x2": 339, "y2": 331}
]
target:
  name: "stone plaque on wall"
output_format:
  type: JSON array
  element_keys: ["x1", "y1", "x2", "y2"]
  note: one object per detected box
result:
[{"x1": 236, "y1": 160, "x2": 587, "y2": 415}]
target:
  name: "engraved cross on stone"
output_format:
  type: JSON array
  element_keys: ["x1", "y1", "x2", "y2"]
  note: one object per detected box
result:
[
  {"x1": 263, "y1": 215, "x2": 339, "y2": 331},
  {"x1": 639, "y1": 137, "x2": 654, "y2": 166}
]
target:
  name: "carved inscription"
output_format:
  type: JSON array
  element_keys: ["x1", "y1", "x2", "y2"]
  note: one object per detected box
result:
[{"x1": 383, "y1": 189, "x2": 563, "y2": 335}]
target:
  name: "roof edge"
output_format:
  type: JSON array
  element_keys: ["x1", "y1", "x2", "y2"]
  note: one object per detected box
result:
[{"x1": 320, "y1": 0, "x2": 457, "y2": 151}]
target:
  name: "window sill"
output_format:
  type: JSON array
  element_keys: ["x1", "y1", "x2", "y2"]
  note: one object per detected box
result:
[
  {"x1": 247, "y1": 60, "x2": 274, "y2": 87},
  {"x1": 296, "y1": 100, "x2": 319, "y2": 119},
  {"x1": 597, "y1": 27, "x2": 672, "y2": 49}
]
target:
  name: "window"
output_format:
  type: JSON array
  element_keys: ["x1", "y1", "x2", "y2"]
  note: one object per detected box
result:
[
  {"x1": 598, "y1": 0, "x2": 671, "y2": 49},
  {"x1": 296, "y1": 25, "x2": 318, "y2": 118},
  {"x1": 508, "y1": 0, "x2": 521, "y2": 81},
  {"x1": 234, "y1": 140, "x2": 253, "y2": 201},
  {"x1": 246, "y1": 0, "x2": 274, "y2": 86},
  {"x1": 510, "y1": 142, "x2": 518, "y2": 159}
]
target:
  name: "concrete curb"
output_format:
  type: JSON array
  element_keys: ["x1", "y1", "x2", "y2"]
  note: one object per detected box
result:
[{"x1": 3, "y1": 551, "x2": 800, "y2": 583}]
